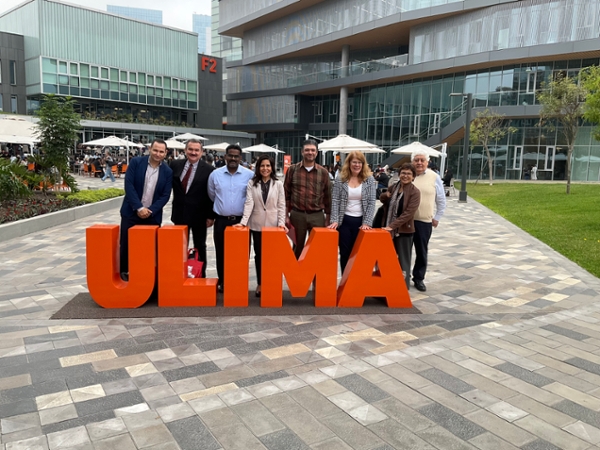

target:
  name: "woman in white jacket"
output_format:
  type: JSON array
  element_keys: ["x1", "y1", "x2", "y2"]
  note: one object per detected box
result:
[{"x1": 234, "y1": 154, "x2": 287, "y2": 297}]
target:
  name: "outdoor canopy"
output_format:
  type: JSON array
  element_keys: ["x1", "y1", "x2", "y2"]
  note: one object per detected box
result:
[
  {"x1": 390, "y1": 141, "x2": 443, "y2": 158},
  {"x1": 204, "y1": 142, "x2": 231, "y2": 152},
  {"x1": 318, "y1": 134, "x2": 384, "y2": 153},
  {"x1": 172, "y1": 132, "x2": 208, "y2": 141}
]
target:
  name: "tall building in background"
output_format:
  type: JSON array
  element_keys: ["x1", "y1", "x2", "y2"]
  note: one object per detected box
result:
[
  {"x1": 218, "y1": 0, "x2": 600, "y2": 182},
  {"x1": 211, "y1": 0, "x2": 241, "y2": 123},
  {"x1": 0, "y1": 0, "x2": 253, "y2": 146},
  {"x1": 193, "y1": 14, "x2": 211, "y2": 54},
  {"x1": 107, "y1": 5, "x2": 162, "y2": 24}
]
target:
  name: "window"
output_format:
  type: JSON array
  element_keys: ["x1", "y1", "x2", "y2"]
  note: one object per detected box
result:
[
  {"x1": 412, "y1": 114, "x2": 420, "y2": 136},
  {"x1": 10, "y1": 95, "x2": 17, "y2": 113},
  {"x1": 0, "y1": 59, "x2": 2, "y2": 84},
  {"x1": 0, "y1": 94, "x2": 3, "y2": 111},
  {"x1": 10, "y1": 60, "x2": 17, "y2": 85}
]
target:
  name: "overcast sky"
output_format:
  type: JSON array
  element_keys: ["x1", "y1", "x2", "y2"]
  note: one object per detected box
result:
[{"x1": 0, "y1": 0, "x2": 211, "y2": 32}]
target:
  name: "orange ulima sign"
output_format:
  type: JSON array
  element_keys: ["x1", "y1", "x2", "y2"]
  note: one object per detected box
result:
[{"x1": 86, "y1": 225, "x2": 412, "y2": 309}]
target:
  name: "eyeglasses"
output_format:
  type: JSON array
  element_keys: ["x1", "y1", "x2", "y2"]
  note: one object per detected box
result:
[{"x1": 400, "y1": 172, "x2": 413, "y2": 177}]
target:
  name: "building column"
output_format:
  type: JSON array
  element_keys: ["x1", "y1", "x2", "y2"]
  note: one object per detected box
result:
[{"x1": 339, "y1": 45, "x2": 350, "y2": 135}]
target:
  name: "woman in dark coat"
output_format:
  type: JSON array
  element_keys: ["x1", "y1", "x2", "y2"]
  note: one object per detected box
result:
[{"x1": 379, "y1": 163, "x2": 421, "y2": 289}]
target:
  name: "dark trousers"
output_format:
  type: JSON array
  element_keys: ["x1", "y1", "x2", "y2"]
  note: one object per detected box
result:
[
  {"x1": 338, "y1": 215, "x2": 362, "y2": 274},
  {"x1": 213, "y1": 216, "x2": 242, "y2": 285},
  {"x1": 188, "y1": 223, "x2": 208, "y2": 278},
  {"x1": 412, "y1": 220, "x2": 433, "y2": 282},
  {"x1": 394, "y1": 233, "x2": 413, "y2": 288},
  {"x1": 251, "y1": 230, "x2": 263, "y2": 285},
  {"x1": 290, "y1": 209, "x2": 325, "y2": 259},
  {"x1": 119, "y1": 214, "x2": 160, "y2": 273}
]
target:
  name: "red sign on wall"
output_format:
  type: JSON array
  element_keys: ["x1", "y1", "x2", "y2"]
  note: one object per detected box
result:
[{"x1": 201, "y1": 56, "x2": 217, "y2": 74}]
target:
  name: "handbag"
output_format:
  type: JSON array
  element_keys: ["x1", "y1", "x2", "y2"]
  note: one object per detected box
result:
[
  {"x1": 187, "y1": 248, "x2": 204, "y2": 278},
  {"x1": 372, "y1": 206, "x2": 385, "y2": 228}
]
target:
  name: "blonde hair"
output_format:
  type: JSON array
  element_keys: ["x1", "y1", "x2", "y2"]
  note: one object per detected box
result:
[{"x1": 340, "y1": 151, "x2": 372, "y2": 182}]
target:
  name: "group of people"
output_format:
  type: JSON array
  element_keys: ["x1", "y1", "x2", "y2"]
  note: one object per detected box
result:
[{"x1": 117, "y1": 137, "x2": 446, "y2": 296}]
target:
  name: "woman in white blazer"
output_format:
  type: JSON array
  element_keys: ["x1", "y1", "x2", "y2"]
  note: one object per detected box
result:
[{"x1": 234, "y1": 155, "x2": 287, "y2": 297}]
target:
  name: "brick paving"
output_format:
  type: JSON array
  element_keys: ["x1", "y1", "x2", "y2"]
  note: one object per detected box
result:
[{"x1": 0, "y1": 174, "x2": 599, "y2": 449}]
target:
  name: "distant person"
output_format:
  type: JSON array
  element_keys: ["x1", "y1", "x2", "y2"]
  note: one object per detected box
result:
[
  {"x1": 327, "y1": 151, "x2": 376, "y2": 273},
  {"x1": 101, "y1": 151, "x2": 116, "y2": 182},
  {"x1": 531, "y1": 164, "x2": 537, "y2": 181},
  {"x1": 234, "y1": 155, "x2": 287, "y2": 298},
  {"x1": 119, "y1": 140, "x2": 173, "y2": 280},
  {"x1": 442, "y1": 168, "x2": 453, "y2": 187}
]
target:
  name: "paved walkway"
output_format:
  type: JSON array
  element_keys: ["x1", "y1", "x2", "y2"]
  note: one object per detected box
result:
[{"x1": 0, "y1": 174, "x2": 600, "y2": 450}]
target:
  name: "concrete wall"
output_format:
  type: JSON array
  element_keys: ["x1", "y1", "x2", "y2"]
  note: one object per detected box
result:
[{"x1": 0, "y1": 31, "x2": 26, "y2": 114}]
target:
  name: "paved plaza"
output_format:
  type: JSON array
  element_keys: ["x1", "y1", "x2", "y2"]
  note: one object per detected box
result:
[{"x1": 1, "y1": 174, "x2": 600, "y2": 450}]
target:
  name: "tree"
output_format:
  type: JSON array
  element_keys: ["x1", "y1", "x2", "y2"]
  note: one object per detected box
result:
[
  {"x1": 537, "y1": 73, "x2": 587, "y2": 194},
  {"x1": 581, "y1": 66, "x2": 600, "y2": 141},
  {"x1": 35, "y1": 94, "x2": 81, "y2": 192},
  {"x1": 470, "y1": 109, "x2": 515, "y2": 185}
]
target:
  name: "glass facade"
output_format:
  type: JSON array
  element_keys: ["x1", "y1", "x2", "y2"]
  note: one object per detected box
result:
[
  {"x1": 242, "y1": 0, "x2": 463, "y2": 59},
  {"x1": 351, "y1": 59, "x2": 597, "y2": 150},
  {"x1": 410, "y1": 0, "x2": 600, "y2": 64},
  {"x1": 193, "y1": 14, "x2": 211, "y2": 54},
  {"x1": 40, "y1": 57, "x2": 198, "y2": 110},
  {"x1": 227, "y1": 49, "x2": 407, "y2": 94},
  {"x1": 228, "y1": 95, "x2": 296, "y2": 125},
  {"x1": 106, "y1": 5, "x2": 163, "y2": 24}
]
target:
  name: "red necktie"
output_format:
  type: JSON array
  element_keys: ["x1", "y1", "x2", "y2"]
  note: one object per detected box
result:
[{"x1": 181, "y1": 166, "x2": 192, "y2": 192}]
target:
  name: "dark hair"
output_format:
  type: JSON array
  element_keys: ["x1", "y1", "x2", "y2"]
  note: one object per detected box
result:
[
  {"x1": 225, "y1": 144, "x2": 243, "y2": 155},
  {"x1": 399, "y1": 162, "x2": 416, "y2": 177},
  {"x1": 150, "y1": 138, "x2": 167, "y2": 149},
  {"x1": 301, "y1": 139, "x2": 319, "y2": 150},
  {"x1": 252, "y1": 155, "x2": 277, "y2": 186}
]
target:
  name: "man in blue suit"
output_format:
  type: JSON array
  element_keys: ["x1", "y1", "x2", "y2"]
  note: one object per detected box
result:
[{"x1": 119, "y1": 139, "x2": 173, "y2": 279}]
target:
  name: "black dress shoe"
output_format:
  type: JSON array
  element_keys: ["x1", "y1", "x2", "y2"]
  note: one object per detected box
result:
[
  {"x1": 217, "y1": 284, "x2": 223, "y2": 293},
  {"x1": 413, "y1": 280, "x2": 427, "y2": 292},
  {"x1": 120, "y1": 272, "x2": 129, "y2": 282}
]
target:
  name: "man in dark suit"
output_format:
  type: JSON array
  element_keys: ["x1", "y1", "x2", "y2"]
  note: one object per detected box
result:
[
  {"x1": 170, "y1": 139, "x2": 215, "y2": 278},
  {"x1": 119, "y1": 139, "x2": 173, "y2": 279}
]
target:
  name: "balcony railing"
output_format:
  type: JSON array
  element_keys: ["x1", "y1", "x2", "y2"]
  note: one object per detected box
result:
[{"x1": 286, "y1": 55, "x2": 409, "y2": 89}]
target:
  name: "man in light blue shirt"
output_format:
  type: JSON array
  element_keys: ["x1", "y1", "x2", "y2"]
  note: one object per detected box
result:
[{"x1": 208, "y1": 144, "x2": 253, "y2": 291}]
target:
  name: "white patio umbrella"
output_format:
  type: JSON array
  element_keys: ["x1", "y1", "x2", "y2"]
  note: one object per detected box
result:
[
  {"x1": 0, "y1": 134, "x2": 39, "y2": 145},
  {"x1": 165, "y1": 139, "x2": 186, "y2": 150},
  {"x1": 318, "y1": 134, "x2": 384, "y2": 153},
  {"x1": 172, "y1": 132, "x2": 208, "y2": 141},
  {"x1": 243, "y1": 143, "x2": 284, "y2": 154},
  {"x1": 243, "y1": 143, "x2": 285, "y2": 171},
  {"x1": 390, "y1": 141, "x2": 442, "y2": 158},
  {"x1": 82, "y1": 136, "x2": 143, "y2": 165},
  {"x1": 204, "y1": 142, "x2": 231, "y2": 152}
]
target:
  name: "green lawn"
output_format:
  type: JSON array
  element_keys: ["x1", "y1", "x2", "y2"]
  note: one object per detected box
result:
[{"x1": 465, "y1": 183, "x2": 600, "y2": 278}]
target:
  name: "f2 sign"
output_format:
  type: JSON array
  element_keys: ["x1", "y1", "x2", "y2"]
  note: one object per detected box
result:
[
  {"x1": 86, "y1": 226, "x2": 412, "y2": 309},
  {"x1": 201, "y1": 56, "x2": 217, "y2": 74}
]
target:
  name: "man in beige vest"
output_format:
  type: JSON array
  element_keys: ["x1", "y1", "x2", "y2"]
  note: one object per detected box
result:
[{"x1": 411, "y1": 150, "x2": 446, "y2": 292}]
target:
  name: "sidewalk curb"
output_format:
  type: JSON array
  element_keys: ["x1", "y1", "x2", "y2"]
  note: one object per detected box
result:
[{"x1": 0, "y1": 196, "x2": 123, "y2": 243}]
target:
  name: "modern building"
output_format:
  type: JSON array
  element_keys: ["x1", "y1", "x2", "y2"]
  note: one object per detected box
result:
[
  {"x1": 0, "y1": 0, "x2": 253, "y2": 147},
  {"x1": 0, "y1": 31, "x2": 26, "y2": 114},
  {"x1": 106, "y1": 5, "x2": 162, "y2": 25},
  {"x1": 219, "y1": 0, "x2": 600, "y2": 181},
  {"x1": 211, "y1": 0, "x2": 242, "y2": 122},
  {"x1": 193, "y1": 14, "x2": 211, "y2": 55}
]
